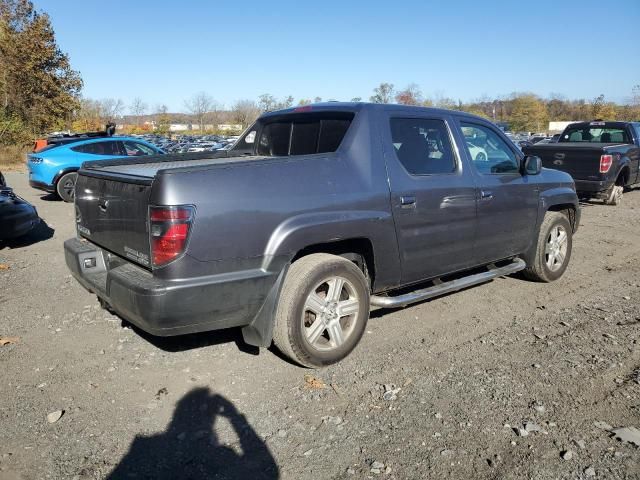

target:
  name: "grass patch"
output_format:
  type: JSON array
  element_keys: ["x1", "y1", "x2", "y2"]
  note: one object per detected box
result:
[{"x1": 0, "y1": 145, "x2": 29, "y2": 171}]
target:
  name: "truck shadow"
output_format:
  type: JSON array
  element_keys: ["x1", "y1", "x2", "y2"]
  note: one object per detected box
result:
[
  {"x1": 127, "y1": 322, "x2": 259, "y2": 355},
  {"x1": 107, "y1": 387, "x2": 279, "y2": 480},
  {"x1": 0, "y1": 220, "x2": 54, "y2": 250}
]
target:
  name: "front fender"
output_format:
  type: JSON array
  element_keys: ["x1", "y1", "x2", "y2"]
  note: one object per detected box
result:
[
  {"x1": 522, "y1": 186, "x2": 580, "y2": 266},
  {"x1": 262, "y1": 210, "x2": 401, "y2": 291}
]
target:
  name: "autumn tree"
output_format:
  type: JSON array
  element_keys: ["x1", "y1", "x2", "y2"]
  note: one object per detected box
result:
[
  {"x1": 509, "y1": 94, "x2": 548, "y2": 132},
  {"x1": 590, "y1": 94, "x2": 617, "y2": 120},
  {"x1": 370, "y1": 83, "x2": 395, "y2": 104},
  {"x1": 395, "y1": 83, "x2": 423, "y2": 105},
  {"x1": 0, "y1": 0, "x2": 82, "y2": 144},
  {"x1": 154, "y1": 104, "x2": 170, "y2": 135},
  {"x1": 72, "y1": 98, "x2": 103, "y2": 132}
]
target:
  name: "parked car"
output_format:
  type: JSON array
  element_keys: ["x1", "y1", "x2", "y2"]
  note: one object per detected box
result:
[
  {"x1": 524, "y1": 121, "x2": 640, "y2": 205},
  {"x1": 28, "y1": 136, "x2": 164, "y2": 202},
  {"x1": 65, "y1": 103, "x2": 580, "y2": 367},
  {"x1": 465, "y1": 141, "x2": 489, "y2": 161},
  {"x1": 0, "y1": 171, "x2": 40, "y2": 241}
]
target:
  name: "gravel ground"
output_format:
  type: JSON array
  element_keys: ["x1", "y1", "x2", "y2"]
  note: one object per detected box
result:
[{"x1": 1, "y1": 171, "x2": 639, "y2": 480}]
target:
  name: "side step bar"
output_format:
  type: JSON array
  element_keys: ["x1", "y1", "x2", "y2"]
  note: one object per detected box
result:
[{"x1": 370, "y1": 258, "x2": 526, "y2": 308}]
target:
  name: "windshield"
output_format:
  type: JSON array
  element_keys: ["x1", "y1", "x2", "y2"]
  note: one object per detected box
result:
[{"x1": 559, "y1": 126, "x2": 630, "y2": 144}]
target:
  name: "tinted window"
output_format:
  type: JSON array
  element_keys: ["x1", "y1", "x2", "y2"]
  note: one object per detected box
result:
[
  {"x1": 318, "y1": 119, "x2": 351, "y2": 152},
  {"x1": 71, "y1": 141, "x2": 122, "y2": 155},
  {"x1": 123, "y1": 141, "x2": 156, "y2": 156},
  {"x1": 256, "y1": 113, "x2": 353, "y2": 157},
  {"x1": 390, "y1": 118, "x2": 456, "y2": 175},
  {"x1": 460, "y1": 122, "x2": 519, "y2": 174},
  {"x1": 559, "y1": 126, "x2": 630, "y2": 144}
]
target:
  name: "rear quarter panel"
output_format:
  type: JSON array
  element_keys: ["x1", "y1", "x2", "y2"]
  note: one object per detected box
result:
[{"x1": 150, "y1": 110, "x2": 401, "y2": 292}]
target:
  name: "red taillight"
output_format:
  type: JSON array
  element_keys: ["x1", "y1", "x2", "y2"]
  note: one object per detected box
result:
[
  {"x1": 149, "y1": 205, "x2": 194, "y2": 267},
  {"x1": 599, "y1": 154, "x2": 612, "y2": 173}
]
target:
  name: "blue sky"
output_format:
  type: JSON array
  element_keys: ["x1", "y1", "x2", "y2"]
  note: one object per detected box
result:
[{"x1": 37, "y1": 0, "x2": 640, "y2": 112}]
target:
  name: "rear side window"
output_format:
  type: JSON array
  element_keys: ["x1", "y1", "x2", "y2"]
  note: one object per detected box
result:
[
  {"x1": 256, "y1": 113, "x2": 353, "y2": 156},
  {"x1": 71, "y1": 141, "x2": 122, "y2": 155},
  {"x1": 389, "y1": 118, "x2": 456, "y2": 175},
  {"x1": 559, "y1": 126, "x2": 631, "y2": 143},
  {"x1": 123, "y1": 141, "x2": 156, "y2": 156}
]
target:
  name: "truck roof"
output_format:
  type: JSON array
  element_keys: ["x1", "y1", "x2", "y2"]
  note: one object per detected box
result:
[{"x1": 261, "y1": 102, "x2": 488, "y2": 122}]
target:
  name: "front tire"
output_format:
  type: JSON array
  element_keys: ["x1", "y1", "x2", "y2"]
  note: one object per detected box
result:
[
  {"x1": 523, "y1": 211, "x2": 573, "y2": 282},
  {"x1": 273, "y1": 253, "x2": 370, "y2": 368},
  {"x1": 56, "y1": 172, "x2": 78, "y2": 203}
]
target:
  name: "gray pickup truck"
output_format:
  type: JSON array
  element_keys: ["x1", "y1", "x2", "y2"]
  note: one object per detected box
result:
[
  {"x1": 524, "y1": 121, "x2": 640, "y2": 205},
  {"x1": 65, "y1": 103, "x2": 580, "y2": 367}
]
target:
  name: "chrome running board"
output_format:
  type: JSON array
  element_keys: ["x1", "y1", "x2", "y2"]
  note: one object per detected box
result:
[{"x1": 370, "y1": 258, "x2": 526, "y2": 308}]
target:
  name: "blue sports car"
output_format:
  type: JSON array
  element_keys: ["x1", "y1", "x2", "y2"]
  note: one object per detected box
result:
[{"x1": 27, "y1": 136, "x2": 164, "y2": 202}]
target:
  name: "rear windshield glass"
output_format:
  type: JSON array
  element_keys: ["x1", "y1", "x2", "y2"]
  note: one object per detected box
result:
[
  {"x1": 559, "y1": 126, "x2": 630, "y2": 144},
  {"x1": 256, "y1": 113, "x2": 354, "y2": 156}
]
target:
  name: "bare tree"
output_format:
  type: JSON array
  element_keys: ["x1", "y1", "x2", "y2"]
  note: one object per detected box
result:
[
  {"x1": 313, "y1": 96, "x2": 322, "y2": 103},
  {"x1": 370, "y1": 83, "x2": 395, "y2": 104},
  {"x1": 257, "y1": 94, "x2": 277, "y2": 112},
  {"x1": 184, "y1": 92, "x2": 216, "y2": 132},
  {"x1": 100, "y1": 98, "x2": 124, "y2": 122},
  {"x1": 129, "y1": 97, "x2": 147, "y2": 126},
  {"x1": 232, "y1": 99, "x2": 260, "y2": 127}
]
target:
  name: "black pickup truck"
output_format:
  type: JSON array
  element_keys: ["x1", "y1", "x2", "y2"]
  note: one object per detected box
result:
[
  {"x1": 524, "y1": 121, "x2": 640, "y2": 205},
  {"x1": 65, "y1": 103, "x2": 580, "y2": 367}
]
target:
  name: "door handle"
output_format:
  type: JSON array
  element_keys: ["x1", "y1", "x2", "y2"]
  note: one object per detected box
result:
[
  {"x1": 480, "y1": 190, "x2": 494, "y2": 201},
  {"x1": 400, "y1": 195, "x2": 416, "y2": 208}
]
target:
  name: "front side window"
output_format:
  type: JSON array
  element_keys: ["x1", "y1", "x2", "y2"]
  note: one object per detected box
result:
[
  {"x1": 389, "y1": 118, "x2": 456, "y2": 175},
  {"x1": 460, "y1": 122, "x2": 519, "y2": 174}
]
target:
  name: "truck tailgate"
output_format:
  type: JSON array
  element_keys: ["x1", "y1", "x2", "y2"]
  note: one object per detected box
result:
[
  {"x1": 75, "y1": 172, "x2": 153, "y2": 267},
  {"x1": 526, "y1": 144, "x2": 606, "y2": 181}
]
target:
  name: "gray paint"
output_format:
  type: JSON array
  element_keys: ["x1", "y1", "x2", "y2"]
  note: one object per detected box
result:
[{"x1": 68, "y1": 103, "x2": 580, "y2": 345}]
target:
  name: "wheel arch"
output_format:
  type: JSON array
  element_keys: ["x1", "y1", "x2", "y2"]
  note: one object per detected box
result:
[
  {"x1": 292, "y1": 238, "x2": 376, "y2": 290},
  {"x1": 52, "y1": 167, "x2": 79, "y2": 188}
]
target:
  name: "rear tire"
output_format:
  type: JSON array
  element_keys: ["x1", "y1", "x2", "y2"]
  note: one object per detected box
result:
[
  {"x1": 56, "y1": 172, "x2": 78, "y2": 203},
  {"x1": 273, "y1": 253, "x2": 370, "y2": 368},
  {"x1": 523, "y1": 211, "x2": 573, "y2": 282}
]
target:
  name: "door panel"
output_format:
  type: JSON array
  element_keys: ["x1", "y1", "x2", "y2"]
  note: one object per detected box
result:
[
  {"x1": 383, "y1": 113, "x2": 478, "y2": 285},
  {"x1": 455, "y1": 120, "x2": 538, "y2": 264}
]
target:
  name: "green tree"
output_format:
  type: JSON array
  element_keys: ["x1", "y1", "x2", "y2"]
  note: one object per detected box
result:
[
  {"x1": 370, "y1": 83, "x2": 394, "y2": 103},
  {"x1": 0, "y1": 0, "x2": 82, "y2": 142}
]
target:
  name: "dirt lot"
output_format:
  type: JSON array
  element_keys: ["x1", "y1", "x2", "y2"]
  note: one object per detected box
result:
[{"x1": 1, "y1": 171, "x2": 639, "y2": 480}]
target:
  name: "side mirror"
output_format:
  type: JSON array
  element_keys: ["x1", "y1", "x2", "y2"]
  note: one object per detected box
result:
[{"x1": 522, "y1": 155, "x2": 542, "y2": 175}]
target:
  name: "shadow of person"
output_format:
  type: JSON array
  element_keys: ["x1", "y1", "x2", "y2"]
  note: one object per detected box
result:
[{"x1": 108, "y1": 388, "x2": 279, "y2": 480}]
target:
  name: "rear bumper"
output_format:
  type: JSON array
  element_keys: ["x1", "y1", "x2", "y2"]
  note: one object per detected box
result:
[
  {"x1": 0, "y1": 196, "x2": 40, "y2": 240},
  {"x1": 64, "y1": 237, "x2": 279, "y2": 336},
  {"x1": 574, "y1": 179, "x2": 610, "y2": 197},
  {"x1": 29, "y1": 179, "x2": 55, "y2": 193}
]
